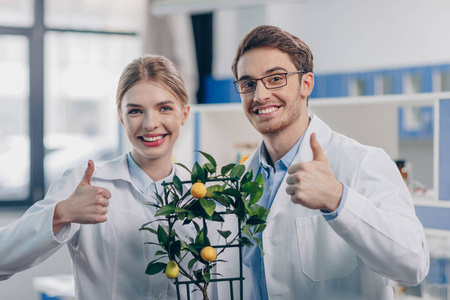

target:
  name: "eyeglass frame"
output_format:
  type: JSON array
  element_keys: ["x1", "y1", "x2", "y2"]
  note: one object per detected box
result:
[{"x1": 233, "y1": 70, "x2": 305, "y2": 94}]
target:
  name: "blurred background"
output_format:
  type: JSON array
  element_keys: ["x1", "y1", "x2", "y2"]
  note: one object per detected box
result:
[{"x1": 2, "y1": 0, "x2": 450, "y2": 299}]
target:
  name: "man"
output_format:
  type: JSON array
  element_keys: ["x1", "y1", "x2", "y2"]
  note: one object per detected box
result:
[{"x1": 231, "y1": 25, "x2": 429, "y2": 300}]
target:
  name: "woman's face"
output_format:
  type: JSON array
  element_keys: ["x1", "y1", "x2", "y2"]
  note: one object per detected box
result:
[{"x1": 118, "y1": 80, "x2": 189, "y2": 167}]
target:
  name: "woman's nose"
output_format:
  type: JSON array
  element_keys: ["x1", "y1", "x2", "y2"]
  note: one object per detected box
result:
[{"x1": 142, "y1": 112, "x2": 159, "y2": 130}]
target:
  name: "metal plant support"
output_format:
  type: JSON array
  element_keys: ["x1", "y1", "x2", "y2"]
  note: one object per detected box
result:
[{"x1": 165, "y1": 177, "x2": 246, "y2": 300}]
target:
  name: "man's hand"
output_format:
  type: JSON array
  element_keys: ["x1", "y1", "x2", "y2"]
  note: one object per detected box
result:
[
  {"x1": 285, "y1": 133, "x2": 343, "y2": 212},
  {"x1": 53, "y1": 160, "x2": 112, "y2": 234}
]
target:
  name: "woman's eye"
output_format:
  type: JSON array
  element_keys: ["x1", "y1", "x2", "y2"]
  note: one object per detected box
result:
[
  {"x1": 160, "y1": 106, "x2": 173, "y2": 112},
  {"x1": 128, "y1": 109, "x2": 141, "y2": 115}
]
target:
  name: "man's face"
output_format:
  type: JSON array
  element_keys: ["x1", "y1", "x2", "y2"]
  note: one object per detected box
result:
[{"x1": 236, "y1": 47, "x2": 308, "y2": 136}]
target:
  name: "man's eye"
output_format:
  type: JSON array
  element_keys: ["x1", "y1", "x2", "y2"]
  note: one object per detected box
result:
[
  {"x1": 241, "y1": 80, "x2": 255, "y2": 89},
  {"x1": 269, "y1": 75, "x2": 283, "y2": 82}
]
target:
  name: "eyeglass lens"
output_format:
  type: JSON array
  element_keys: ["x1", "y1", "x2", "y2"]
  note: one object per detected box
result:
[{"x1": 236, "y1": 73, "x2": 287, "y2": 93}]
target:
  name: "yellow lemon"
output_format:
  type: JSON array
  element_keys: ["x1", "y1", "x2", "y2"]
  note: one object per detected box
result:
[
  {"x1": 200, "y1": 246, "x2": 217, "y2": 262},
  {"x1": 191, "y1": 182, "x2": 207, "y2": 199},
  {"x1": 165, "y1": 260, "x2": 179, "y2": 279}
]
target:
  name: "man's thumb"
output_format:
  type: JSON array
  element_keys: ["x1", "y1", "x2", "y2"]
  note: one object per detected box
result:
[
  {"x1": 80, "y1": 160, "x2": 94, "y2": 185},
  {"x1": 310, "y1": 133, "x2": 326, "y2": 161}
]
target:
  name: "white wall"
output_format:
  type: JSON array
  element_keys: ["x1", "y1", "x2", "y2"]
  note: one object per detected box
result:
[{"x1": 214, "y1": 0, "x2": 450, "y2": 76}]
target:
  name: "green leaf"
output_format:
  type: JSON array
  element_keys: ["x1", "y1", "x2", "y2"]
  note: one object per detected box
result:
[
  {"x1": 204, "y1": 162, "x2": 216, "y2": 175},
  {"x1": 221, "y1": 163, "x2": 236, "y2": 176},
  {"x1": 246, "y1": 215, "x2": 266, "y2": 225},
  {"x1": 192, "y1": 221, "x2": 200, "y2": 233},
  {"x1": 241, "y1": 181, "x2": 260, "y2": 193},
  {"x1": 230, "y1": 164, "x2": 245, "y2": 178},
  {"x1": 139, "y1": 227, "x2": 158, "y2": 235},
  {"x1": 145, "y1": 261, "x2": 166, "y2": 275},
  {"x1": 211, "y1": 192, "x2": 232, "y2": 207},
  {"x1": 240, "y1": 170, "x2": 253, "y2": 187},
  {"x1": 222, "y1": 188, "x2": 242, "y2": 199},
  {"x1": 254, "y1": 223, "x2": 267, "y2": 234},
  {"x1": 256, "y1": 173, "x2": 264, "y2": 187},
  {"x1": 155, "y1": 250, "x2": 167, "y2": 256},
  {"x1": 197, "y1": 150, "x2": 217, "y2": 168},
  {"x1": 203, "y1": 271, "x2": 211, "y2": 283},
  {"x1": 187, "y1": 210, "x2": 197, "y2": 220},
  {"x1": 173, "y1": 175, "x2": 183, "y2": 194},
  {"x1": 207, "y1": 184, "x2": 224, "y2": 193},
  {"x1": 218, "y1": 230, "x2": 231, "y2": 240},
  {"x1": 175, "y1": 162, "x2": 192, "y2": 174},
  {"x1": 210, "y1": 212, "x2": 225, "y2": 222},
  {"x1": 194, "y1": 228, "x2": 210, "y2": 246},
  {"x1": 188, "y1": 257, "x2": 199, "y2": 270},
  {"x1": 187, "y1": 244, "x2": 200, "y2": 256},
  {"x1": 241, "y1": 181, "x2": 264, "y2": 205},
  {"x1": 174, "y1": 207, "x2": 188, "y2": 213},
  {"x1": 140, "y1": 218, "x2": 166, "y2": 230},
  {"x1": 170, "y1": 240, "x2": 182, "y2": 259},
  {"x1": 238, "y1": 236, "x2": 253, "y2": 247},
  {"x1": 191, "y1": 162, "x2": 204, "y2": 183},
  {"x1": 151, "y1": 193, "x2": 164, "y2": 206},
  {"x1": 155, "y1": 204, "x2": 176, "y2": 217},
  {"x1": 253, "y1": 237, "x2": 264, "y2": 256},
  {"x1": 200, "y1": 198, "x2": 216, "y2": 217},
  {"x1": 233, "y1": 197, "x2": 246, "y2": 220},
  {"x1": 249, "y1": 188, "x2": 263, "y2": 205},
  {"x1": 250, "y1": 204, "x2": 270, "y2": 219},
  {"x1": 157, "y1": 225, "x2": 168, "y2": 246}
]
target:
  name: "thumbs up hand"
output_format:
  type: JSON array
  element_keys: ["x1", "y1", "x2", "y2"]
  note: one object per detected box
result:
[
  {"x1": 53, "y1": 160, "x2": 112, "y2": 234},
  {"x1": 285, "y1": 133, "x2": 343, "y2": 211}
]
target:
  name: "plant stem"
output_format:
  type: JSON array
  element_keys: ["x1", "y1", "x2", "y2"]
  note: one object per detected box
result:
[{"x1": 202, "y1": 286, "x2": 209, "y2": 300}]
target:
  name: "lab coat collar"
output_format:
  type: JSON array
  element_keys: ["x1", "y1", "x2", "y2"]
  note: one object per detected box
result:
[{"x1": 93, "y1": 153, "x2": 133, "y2": 183}]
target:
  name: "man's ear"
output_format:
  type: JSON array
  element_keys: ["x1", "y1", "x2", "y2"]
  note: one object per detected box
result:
[{"x1": 301, "y1": 72, "x2": 314, "y2": 99}]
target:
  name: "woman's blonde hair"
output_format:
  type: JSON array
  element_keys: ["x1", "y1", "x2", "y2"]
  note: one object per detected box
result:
[{"x1": 116, "y1": 54, "x2": 188, "y2": 110}]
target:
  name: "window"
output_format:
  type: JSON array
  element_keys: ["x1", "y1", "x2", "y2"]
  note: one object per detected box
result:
[
  {"x1": 440, "y1": 70, "x2": 450, "y2": 92},
  {"x1": 0, "y1": 36, "x2": 30, "y2": 201},
  {"x1": 350, "y1": 77, "x2": 367, "y2": 96},
  {"x1": 0, "y1": 0, "x2": 144, "y2": 205},
  {"x1": 404, "y1": 73, "x2": 422, "y2": 94},
  {"x1": 0, "y1": 0, "x2": 33, "y2": 27},
  {"x1": 381, "y1": 75, "x2": 394, "y2": 95}
]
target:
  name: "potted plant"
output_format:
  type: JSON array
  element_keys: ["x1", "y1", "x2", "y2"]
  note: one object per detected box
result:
[{"x1": 140, "y1": 151, "x2": 268, "y2": 300}]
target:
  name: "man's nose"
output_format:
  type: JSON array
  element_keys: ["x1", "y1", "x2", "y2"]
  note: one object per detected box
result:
[{"x1": 253, "y1": 80, "x2": 271, "y2": 102}]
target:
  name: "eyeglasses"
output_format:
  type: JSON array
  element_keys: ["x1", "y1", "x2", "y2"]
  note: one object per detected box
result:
[{"x1": 233, "y1": 70, "x2": 305, "y2": 94}]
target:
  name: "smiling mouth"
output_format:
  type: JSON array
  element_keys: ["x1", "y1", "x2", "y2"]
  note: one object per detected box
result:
[
  {"x1": 140, "y1": 135, "x2": 166, "y2": 142},
  {"x1": 255, "y1": 106, "x2": 279, "y2": 115}
]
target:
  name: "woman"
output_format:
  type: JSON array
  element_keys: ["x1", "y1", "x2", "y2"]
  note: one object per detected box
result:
[{"x1": 0, "y1": 54, "x2": 198, "y2": 299}]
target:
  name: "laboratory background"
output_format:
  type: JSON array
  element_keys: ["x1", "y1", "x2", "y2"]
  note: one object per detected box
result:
[{"x1": 1, "y1": 0, "x2": 450, "y2": 299}]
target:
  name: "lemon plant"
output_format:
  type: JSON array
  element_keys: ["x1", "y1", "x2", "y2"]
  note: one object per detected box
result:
[{"x1": 140, "y1": 151, "x2": 268, "y2": 300}]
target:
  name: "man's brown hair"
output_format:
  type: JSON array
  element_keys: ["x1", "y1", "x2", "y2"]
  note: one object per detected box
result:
[{"x1": 231, "y1": 25, "x2": 314, "y2": 79}]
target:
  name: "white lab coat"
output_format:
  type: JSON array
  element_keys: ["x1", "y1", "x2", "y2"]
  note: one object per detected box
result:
[
  {"x1": 241, "y1": 115, "x2": 429, "y2": 300},
  {"x1": 0, "y1": 154, "x2": 202, "y2": 300}
]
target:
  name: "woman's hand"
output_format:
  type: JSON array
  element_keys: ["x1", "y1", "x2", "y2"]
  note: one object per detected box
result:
[{"x1": 53, "y1": 160, "x2": 111, "y2": 234}]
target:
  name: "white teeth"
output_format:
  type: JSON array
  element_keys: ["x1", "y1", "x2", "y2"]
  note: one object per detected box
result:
[
  {"x1": 257, "y1": 107, "x2": 278, "y2": 115},
  {"x1": 142, "y1": 135, "x2": 164, "y2": 142}
]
